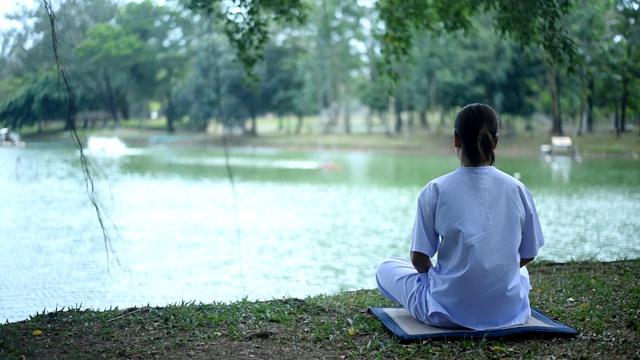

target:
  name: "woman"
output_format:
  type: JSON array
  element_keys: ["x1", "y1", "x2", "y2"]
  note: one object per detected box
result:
[{"x1": 376, "y1": 103, "x2": 545, "y2": 330}]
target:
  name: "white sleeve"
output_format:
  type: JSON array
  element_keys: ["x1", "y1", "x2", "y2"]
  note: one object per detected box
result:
[
  {"x1": 518, "y1": 187, "x2": 545, "y2": 258},
  {"x1": 410, "y1": 187, "x2": 440, "y2": 257}
]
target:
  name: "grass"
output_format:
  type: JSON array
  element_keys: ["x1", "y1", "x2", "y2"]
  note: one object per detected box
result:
[{"x1": 1, "y1": 260, "x2": 639, "y2": 359}]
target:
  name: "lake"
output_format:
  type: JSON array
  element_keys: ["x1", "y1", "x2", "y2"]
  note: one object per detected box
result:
[{"x1": 1, "y1": 137, "x2": 639, "y2": 323}]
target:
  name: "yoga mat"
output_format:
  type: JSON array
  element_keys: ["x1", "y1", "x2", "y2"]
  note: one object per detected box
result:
[{"x1": 369, "y1": 307, "x2": 578, "y2": 341}]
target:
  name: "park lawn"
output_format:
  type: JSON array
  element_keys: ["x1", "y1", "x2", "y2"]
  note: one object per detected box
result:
[{"x1": 1, "y1": 259, "x2": 638, "y2": 359}]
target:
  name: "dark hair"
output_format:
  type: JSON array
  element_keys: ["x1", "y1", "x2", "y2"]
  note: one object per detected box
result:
[{"x1": 454, "y1": 103, "x2": 499, "y2": 166}]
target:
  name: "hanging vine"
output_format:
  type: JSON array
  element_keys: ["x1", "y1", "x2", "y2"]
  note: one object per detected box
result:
[{"x1": 43, "y1": 0, "x2": 118, "y2": 271}]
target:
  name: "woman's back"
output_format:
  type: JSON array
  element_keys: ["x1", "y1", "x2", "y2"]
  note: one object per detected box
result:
[{"x1": 419, "y1": 166, "x2": 542, "y2": 329}]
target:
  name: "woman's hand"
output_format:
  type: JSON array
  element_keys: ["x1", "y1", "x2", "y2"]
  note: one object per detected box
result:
[
  {"x1": 411, "y1": 251, "x2": 434, "y2": 273},
  {"x1": 520, "y1": 257, "x2": 534, "y2": 267}
]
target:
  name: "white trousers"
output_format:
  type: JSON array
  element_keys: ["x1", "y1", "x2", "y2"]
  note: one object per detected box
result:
[{"x1": 375, "y1": 257, "x2": 530, "y2": 327}]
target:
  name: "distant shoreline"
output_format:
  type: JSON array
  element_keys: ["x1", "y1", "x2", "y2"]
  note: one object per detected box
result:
[{"x1": 21, "y1": 126, "x2": 640, "y2": 159}]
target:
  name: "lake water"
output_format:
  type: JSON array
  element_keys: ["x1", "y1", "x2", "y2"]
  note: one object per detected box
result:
[{"x1": 1, "y1": 138, "x2": 639, "y2": 323}]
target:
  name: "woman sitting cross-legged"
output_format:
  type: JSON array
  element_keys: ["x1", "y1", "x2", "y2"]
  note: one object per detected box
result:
[{"x1": 376, "y1": 103, "x2": 545, "y2": 330}]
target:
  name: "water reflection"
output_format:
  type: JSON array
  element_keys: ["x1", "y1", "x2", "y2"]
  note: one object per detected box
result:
[
  {"x1": 548, "y1": 156, "x2": 573, "y2": 183},
  {"x1": 535, "y1": 188, "x2": 640, "y2": 261},
  {"x1": 0, "y1": 144, "x2": 638, "y2": 323}
]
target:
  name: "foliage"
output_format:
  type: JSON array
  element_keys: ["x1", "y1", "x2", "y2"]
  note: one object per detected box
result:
[
  {"x1": 185, "y1": 0, "x2": 579, "y2": 78},
  {"x1": 0, "y1": 71, "x2": 71, "y2": 129},
  {"x1": 117, "y1": 0, "x2": 198, "y2": 131},
  {"x1": 172, "y1": 33, "x2": 306, "y2": 134},
  {"x1": 0, "y1": 0, "x2": 638, "y2": 137},
  {"x1": 376, "y1": 0, "x2": 578, "y2": 78},
  {"x1": 186, "y1": 0, "x2": 307, "y2": 78}
]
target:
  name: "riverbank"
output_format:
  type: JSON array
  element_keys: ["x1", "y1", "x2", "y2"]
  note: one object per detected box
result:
[
  {"x1": 20, "y1": 123, "x2": 640, "y2": 159},
  {"x1": 1, "y1": 259, "x2": 638, "y2": 359}
]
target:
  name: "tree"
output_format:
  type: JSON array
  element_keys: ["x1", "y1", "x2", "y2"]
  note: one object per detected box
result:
[
  {"x1": 291, "y1": 0, "x2": 367, "y2": 134},
  {"x1": 171, "y1": 32, "x2": 229, "y2": 132},
  {"x1": 171, "y1": 49, "x2": 214, "y2": 132},
  {"x1": 377, "y1": 0, "x2": 578, "y2": 75},
  {"x1": 10, "y1": 0, "x2": 119, "y2": 75},
  {"x1": 172, "y1": 25, "x2": 264, "y2": 134},
  {"x1": 259, "y1": 43, "x2": 305, "y2": 133},
  {"x1": 76, "y1": 23, "x2": 153, "y2": 126},
  {"x1": 0, "y1": 0, "x2": 121, "y2": 129},
  {"x1": 187, "y1": 0, "x2": 307, "y2": 77},
  {"x1": 0, "y1": 71, "x2": 73, "y2": 131},
  {"x1": 116, "y1": 0, "x2": 197, "y2": 132},
  {"x1": 609, "y1": 0, "x2": 640, "y2": 134},
  {"x1": 186, "y1": 0, "x2": 580, "y2": 83},
  {"x1": 566, "y1": 0, "x2": 611, "y2": 134}
]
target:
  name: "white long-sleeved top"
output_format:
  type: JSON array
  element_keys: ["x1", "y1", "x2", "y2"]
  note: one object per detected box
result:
[{"x1": 410, "y1": 166, "x2": 545, "y2": 330}]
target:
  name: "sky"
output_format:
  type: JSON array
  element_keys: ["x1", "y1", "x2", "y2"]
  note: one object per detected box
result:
[
  {"x1": 0, "y1": 0, "x2": 38, "y2": 30},
  {"x1": 0, "y1": 1, "x2": 166, "y2": 31}
]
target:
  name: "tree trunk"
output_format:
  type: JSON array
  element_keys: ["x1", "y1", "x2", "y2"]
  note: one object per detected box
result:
[
  {"x1": 116, "y1": 98, "x2": 128, "y2": 129},
  {"x1": 587, "y1": 74, "x2": 594, "y2": 133},
  {"x1": 403, "y1": 92, "x2": 412, "y2": 136},
  {"x1": 429, "y1": 72, "x2": 437, "y2": 113},
  {"x1": 365, "y1": 108, "x2": 373, "y2": 134},
  {"x1": 378, "y1": 110, "x2": 388, "y2": 134},
  {"x1": 103, "y1": 71, "x2": 119, "y2": 127},
  {"x1": 213, "y1": 46, "x2": 226, "y2": 131},
  {"x1": 247, "y1": 108, "x2": 257, "y2": 136},
  {"x1": 549, "y1": 70, "x2": 563, "y2": 135},
  {"x1": 386, "y1": 97, "x2": 394, "y2": 136},
  {"x1": 166, "y1": 91, "x2": 176, "y2": 133},
  {"x1": 577, "y1": 99, "x2": 585, "y2": 136},
  {"x1": 295, "y1": 113, "x2": 304, "y2": 135},
  {"x1": 395, "y1": 111, "x2": 402, "y2": 134},
  {"x1": 322, "y1": 102, "x2": 338, "y2": 134},
  {"x1": 164, "y1": 68, "x2": 175, "y2": 133},
  {"x1": 419, "y1": 110, "x2": 429, "y2": 130},
  {"x1": 614, "y1": 83, "x2": 620, "y2": 137},
  {"x1": 620, "y1": 42, "x2": 633, "y2": 134},
  {"x1": 577, "y1": 65, "x2": 586, "y2": 136},
  {"x1": 343, "y1": 101, "x2": 351, "y2": 134},
  {"x1": 620, "y1": 75, "x2": 628, "y2": 134},
  {"x1": 63, "y1": 113, "x2": 77, "y2": 131}
]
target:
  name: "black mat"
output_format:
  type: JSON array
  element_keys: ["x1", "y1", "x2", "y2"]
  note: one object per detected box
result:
[{"x1": 369, "y1": 306, "x2": 578, "y2": 341}]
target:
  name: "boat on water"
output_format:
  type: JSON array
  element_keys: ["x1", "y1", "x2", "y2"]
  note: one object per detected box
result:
[
  {"x1": 0, "y1": 128, "x2": 26, "y2": 147},
  {"x1": 540, "y1": 136, "x2": 579, "y2": 161}
]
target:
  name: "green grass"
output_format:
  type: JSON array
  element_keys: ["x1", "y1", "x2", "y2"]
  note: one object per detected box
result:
[
  {"x1": 2, "y1": 260, "x2": 639, "y2": 359},
  {"x1": 572, "y1": 133, "x2": 640, "y2": 157}
]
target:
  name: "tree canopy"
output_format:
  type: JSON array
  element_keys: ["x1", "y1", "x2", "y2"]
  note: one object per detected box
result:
[
  {"x1": 0, "y1": 0, "x2": 638, "y2": 137},
  {"x1": 187, "y1": 0, "x2": 579, "y2": 76}
]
